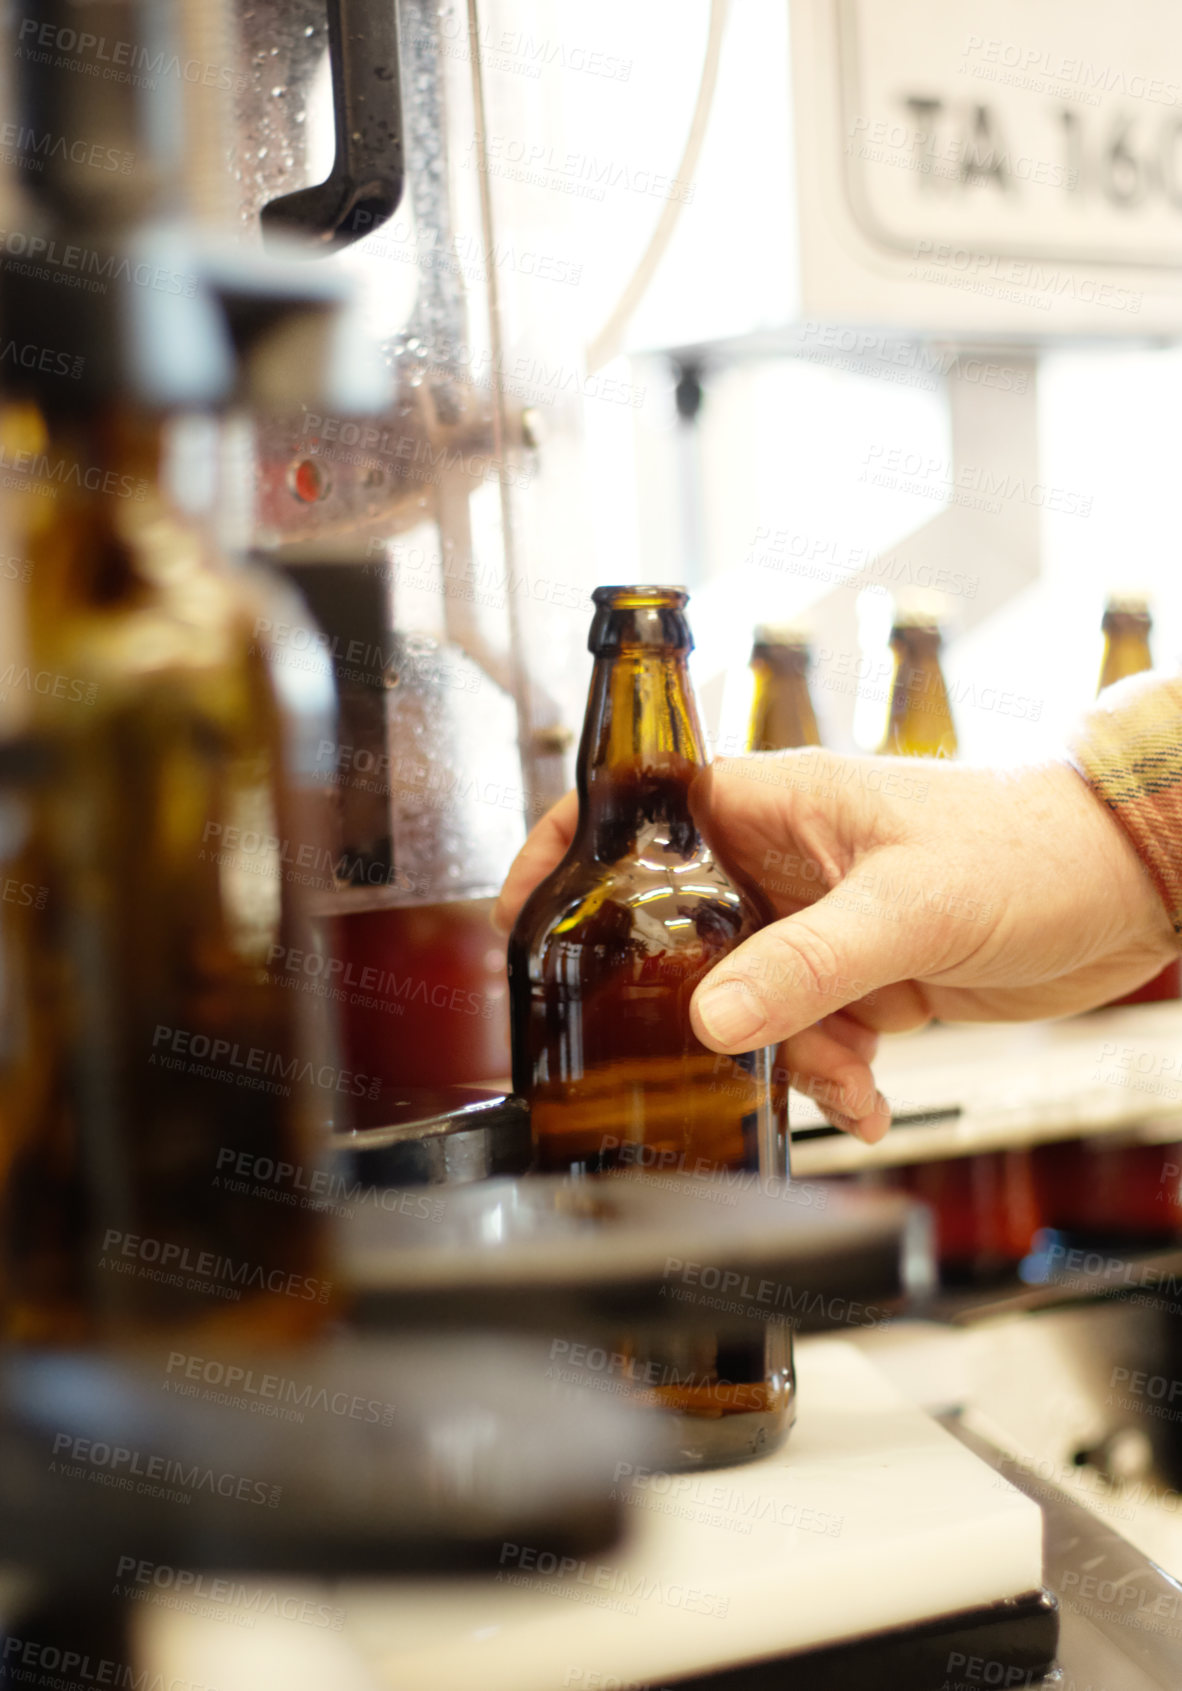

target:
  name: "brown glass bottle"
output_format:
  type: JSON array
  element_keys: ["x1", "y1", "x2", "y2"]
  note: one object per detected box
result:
[
  {"x1": 747, "y1": 626, "x2": 821, "y2": 751},
  {"x1": 509, "y1": 586, "x2": 792, "y2": 1466},
  {"x1": 0, "y1": 405, "x2": 332, "y2": 1346},
  {"x1": 0, "y1": 0, "x2": 338, "y2": 1346},
  {"x1": 1099, "y1": 595, "x2": 1153, "y2": 690},
  {"x1": 878, "y1": 607, "x2": 958, "y2": 759}
]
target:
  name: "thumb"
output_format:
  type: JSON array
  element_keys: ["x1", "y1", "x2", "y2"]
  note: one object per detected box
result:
[{"x1": 690, "y1": 862, "x2": 945, "y2": 1051}]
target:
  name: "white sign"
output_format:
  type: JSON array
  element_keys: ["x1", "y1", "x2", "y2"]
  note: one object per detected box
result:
[{"x1": 791, "y1": 0, "x2": 1182, "y2": 334}]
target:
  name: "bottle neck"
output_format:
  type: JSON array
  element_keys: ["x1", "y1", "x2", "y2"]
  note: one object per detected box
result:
[
  {"x1": 574, "y1": 649, "x2": 707, "y2": 856},
  {"x1": 1099, "y1": 617, "x2": 1152, "y2": 691},
  {"x1": 749, "y1": 647, "x2": 820, "y2": 751},
  {"x1": 881, "y1": 631, "x2": 957, "y2": 758}
]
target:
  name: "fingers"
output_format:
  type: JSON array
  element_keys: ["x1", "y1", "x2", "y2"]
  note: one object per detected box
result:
[
  {"x1": 492, "y1": 790, "x2": 579, "y2": 934},
  {"x1": 816, "y1": 1009, "x2": 879, "y2": 1064},
  {"x1": 689, "y1": 857, "x2": 949, "y2": 1052},
  {"x1": 840, "y1": 981, "x2": 931, "y2": 1036},
  {"x1": 780, "y1": 1021, "x2": 890, "y2": 1145}
]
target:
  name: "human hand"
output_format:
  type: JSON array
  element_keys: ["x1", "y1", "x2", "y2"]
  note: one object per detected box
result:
[{"x1": 493, "y1": 751, "x2": 1178, "y2": 1143}]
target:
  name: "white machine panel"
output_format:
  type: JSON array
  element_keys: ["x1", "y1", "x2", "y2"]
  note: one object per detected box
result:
[{"x1": 793, "y1": 0, "x2": 1182, "y2": 334}]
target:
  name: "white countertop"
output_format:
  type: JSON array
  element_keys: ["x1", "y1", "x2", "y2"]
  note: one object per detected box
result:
[
  {"x1": 792, "y1": 1001, "x2": 1182, "y2": 1173},
  {"x1": 138, "y1": 1338, "x2": 1044, "y2": 1691}
]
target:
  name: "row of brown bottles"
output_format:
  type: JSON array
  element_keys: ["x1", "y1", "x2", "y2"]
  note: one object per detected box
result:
[
  {"x1": 745, "y1": 593, "x2": 1164, "y2": 761},
  {"x1": 745, "y1": 609, "x2": 957, "y2": 758}
]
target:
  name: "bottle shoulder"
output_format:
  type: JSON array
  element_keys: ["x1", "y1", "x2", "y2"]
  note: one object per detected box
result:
[{"x1": 510, "y1": 840, "x2": 767, "y2": 956}]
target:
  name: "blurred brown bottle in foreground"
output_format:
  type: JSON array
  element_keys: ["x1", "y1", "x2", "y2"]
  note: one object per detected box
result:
[
  {"x1": 747, "y1": 626, "x2": 821, "y2": 751},
  {"x1": 0, "y1": 401, "x2": 333, "y2": 1348},
  {"x1": 509, "y1": 586, "x2": 793, "y2": 1465},
  {"x1": 0, "y1": 0, "x2": 333, "y2": 1345}
]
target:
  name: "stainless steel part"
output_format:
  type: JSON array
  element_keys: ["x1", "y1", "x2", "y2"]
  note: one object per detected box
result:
[
  {"x1": 949, "y1": 1416, "x2": 1182, "y2": 1691},
  {"x1": 215, "y1": 0, "x2": 581, "y2": 912},
  {"x1": 330, "y1": 1085, "x2": 531, "y2": 1183},
  {"x1": 261, "y1": 0, "x2": 404, "y2": 249},
  {"x1": 277, "y1": 556, "x2": 527, "y2": 908}
]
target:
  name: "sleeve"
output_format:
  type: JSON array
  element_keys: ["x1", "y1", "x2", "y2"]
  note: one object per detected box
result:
[{"x1": 1068, "y1": 671, "x2": 1182, "y2": 940}]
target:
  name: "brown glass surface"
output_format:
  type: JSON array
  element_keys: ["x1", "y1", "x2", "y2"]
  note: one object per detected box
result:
[
  {"x1": 748, "y1": 639, "x2": 821, "y2": 751},
  {"x1": 327, "y1": 897, "x2": 511, "y2": 1091},
  {"x1": 1032, "y1": 1138, "x2": 1182, "y2": 1242},
  {"x1": 1099, "y1": 605, "x2": 1152, "y2": 689},
  {"x1": 889, "y1": 1151, "x2": 1042, "y2": 1285},
  {"x1": 509, "y1": 588, "x2": 792, "y2": 1452},
  {"x1": 878, "y1": 624, "x2": 958, "y2": 759},
  {"x1": 0, "y1": 407, "x2": 329, "y2": 1345}
]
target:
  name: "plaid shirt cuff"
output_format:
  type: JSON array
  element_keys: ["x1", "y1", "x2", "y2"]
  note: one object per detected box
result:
[{"x1": 1068, "y1": 671, "x2": 1182, "y2": 939}]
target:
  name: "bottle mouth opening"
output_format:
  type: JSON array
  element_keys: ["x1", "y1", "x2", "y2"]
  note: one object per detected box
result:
[
  {"x1": 592, "y1": 585, "x2": 689, "y2": 610},
  {"x1": 1102, "y1": 604, "x2": 1151, "y2": 633},
  {"x1": 588, "y1": 586, "x2": 693, "y2": 655}
]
